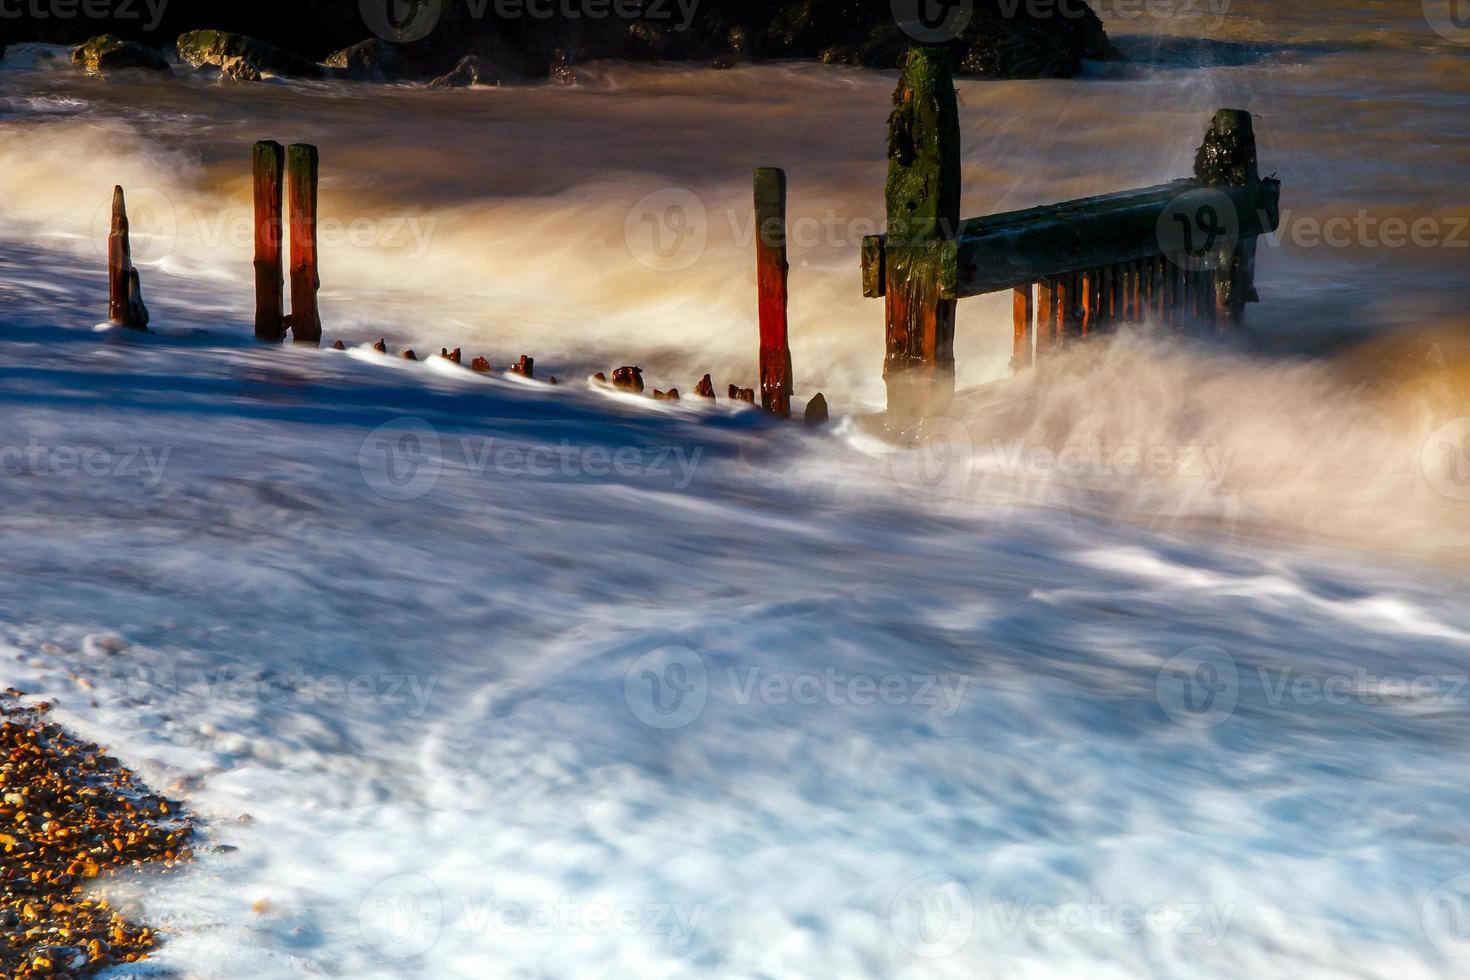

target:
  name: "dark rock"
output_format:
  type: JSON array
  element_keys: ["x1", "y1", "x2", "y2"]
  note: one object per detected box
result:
[
  {"x1": 511, "y1": 355, "x2": 534, "y2": 378},
  {"x1": 218, "y1": 55, "x2": 263, "y2": 82},
  {"x1": 323, "y1": 38, "x2": 401, "y2": 81},
  {"x1": 429, "y1": 55, "x2": 518, "y2": 89},
  {"x1": 71, "y1": 35, "x2": 170, "y2": 74},
  {"x1": 694, "y1": 374, "x2": 716, "y2": 399},
  {"x1": 804, "y1": 392, "x2": 829, "y2": 425},
  {"x1": 177, "y1": 30, "x2": 325, "y2": 79},
  {"x1": 612, "y1": 367, "x2": 644, "y2": 393}
]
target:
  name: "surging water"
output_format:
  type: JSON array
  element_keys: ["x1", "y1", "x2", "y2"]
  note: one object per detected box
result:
[{"x1": 0, "y1": 3, "x2": 1469, "y2": 977}]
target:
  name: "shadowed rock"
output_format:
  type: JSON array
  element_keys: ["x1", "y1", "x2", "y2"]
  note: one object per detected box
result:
[
  {"x1": 71, "y1": 36, "x2": 170, "y2": 74},
  {"x1": 430, "y1": 55, "x2": 518, "y2": 88},
  {"x1": 177, "y1": 30, "x2": 325, "y2": 79}
]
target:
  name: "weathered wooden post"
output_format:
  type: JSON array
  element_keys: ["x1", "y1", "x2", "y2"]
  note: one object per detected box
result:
[
  {"x1": 1011, "y1": 285, "x2": 1033, "y2": 372},
  {"x1": 754, "y1": 167, "x2": 793, "y2": 418},
  {"x1": 108, "y1": 186, "x2": 149, "y2": 331},
  {"x1": 253, "y1": 141, "x2": 285, "y2": 342},
  {"x1": 287, "y1": 143, "x2": 321, "y2": 345},
  {"x1": 881, "y1": 46, "x2": 961, "y2": 421},
  {"x1": 1195, "y1": 109, "x2": 1262, "y2": 327}
]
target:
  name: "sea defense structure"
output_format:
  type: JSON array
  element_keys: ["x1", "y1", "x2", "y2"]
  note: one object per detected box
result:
[{"x1": 861, "y1": 46, "x2": 1283, "y2": 421}]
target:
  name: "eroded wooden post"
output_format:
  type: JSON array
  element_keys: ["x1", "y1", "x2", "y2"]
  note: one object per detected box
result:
[
  {"x1": 1195, "y1": 109, "x2": 1261, "y2": 327},
  {"x1": 287, "y1": 143, "x2": 321, "y2": 345},
  {"x1": 882, "y1": 46, "x2": 961, "y2": 422},
  {"x1": 108, "y1": 186, "x2": 149, "y2": 331},
  {"x1": 1012, "y1": 285, "x2": 1033, "y2": 372},
  {"x1": 754, "y1": 167, "x2": 793, "y2": 418},
  {"x1": 253, "y1": 141, "x2": 286, "y2": 342}
]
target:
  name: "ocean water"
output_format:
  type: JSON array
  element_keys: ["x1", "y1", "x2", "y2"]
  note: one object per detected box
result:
[{"x1": 1, "y1": 3, "x2": 1469, "y2": 977}]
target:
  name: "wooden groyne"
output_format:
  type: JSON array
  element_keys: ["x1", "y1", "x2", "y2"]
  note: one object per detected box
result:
[
  {"x1": 862, "y1": 47, "x2": 1282, "y2": 420},
  {"x1": 101, "y1": 46, "x2": 1283, "y2": 428}
]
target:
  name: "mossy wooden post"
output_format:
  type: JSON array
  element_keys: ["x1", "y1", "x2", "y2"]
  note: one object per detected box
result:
[
  {"x1": 108, "y1": 186, "x2": 149, "y2": 331},
  {"x1": 882, "y1": 46, "x2": 960, "y2": 422},
  {"x1": 1195, "y1": 109, "x2": 1261, "y2": 327},
  {"x1": 754, "y1": 167, "x2": 793, "y2": 418},
  {"x1": 253, "y1": 141, "x2": 286, "y2": 343},
  {"x1": 287, "y1": 143, "x2": 321, "y2": 345}
]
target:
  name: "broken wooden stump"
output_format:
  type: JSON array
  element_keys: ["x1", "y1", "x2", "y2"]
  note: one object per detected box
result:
[
  {"x1": 804, "y1": 393, "x2": 829, "y2": 425},
  {"x1": 509, "y1": 355, "x2": 534, "y2": 378},
  {"x1": 372, "y1": 339, "x2": 388, "y2": 354},
  {"x1": 402, "y1": 349, "x2": 417, "y2": 361},
  {"x1": 441, "y1": 347, "x2": 462, "y2": 364},
  {"x1": 252, "y1": 141, "x2": 285, "y2": 342},
  {"x1": 331, "y1": 340, "x2": 346, "y2": 350},
  {"x1": 653, "y1": 388, "x2": 680, "y2": 401},
  {"x1": 728, "y1": 385, "x2": 755, "y2": 404},
  {"x1": 472, "y1": 356, "x2": 492, "y2": 373},
  {"x1": 286, "y1": 143, "x2": 321, "y2": 345},
  {"x1": 754, "y1": 167, "x2": 793, "y2": 418},
  {"x1": 612, "y1": 367, "x2": 644, "y2": 392},
  {"x1": 694, "y1": 374, "x2": 716, "y2": 399},
  {"x1": 107, "y1": 186, "x2": 149, "y2": 331}
]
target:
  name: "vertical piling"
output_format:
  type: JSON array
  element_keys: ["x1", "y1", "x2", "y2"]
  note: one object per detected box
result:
[
  {"x1": 253, "y1": 141, "x2": 286, "y2": 343},
  {"x1": 1012, "y1": 285, "x2": 1033, "y2": 372},
  {"x1": 1036, "y1": 279, "x2": 1057, "y2": 355},
  {"x1": 754, "y1": 167, "x2": 793, "y2": 418},
  {"x1": 1195, "y1": 109, "x2": 1262, "y2": 327},
  {"x1": 882, "y1": 46, "x2": 960, "y2": 421},
  {"x1": 107, "y1": 186, "x2": 149, "y2": 331},
  {"x1": 287, "y1": 143, "x2": 321, "y2": 345}
]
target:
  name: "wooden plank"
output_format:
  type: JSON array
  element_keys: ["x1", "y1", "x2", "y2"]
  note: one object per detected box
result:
[
  {"x1": 253, "y1": 141, "x2": 285, "y2": 343},
  {"x1": 1012, "y1": 285, "x2": 1033, "y2": 372},
  {"x1": 287, "y1": 143, "x2": 321, "y2": 345},
  {"x1": 754, "y1": 167, "x2": 793, "y2": 418}
]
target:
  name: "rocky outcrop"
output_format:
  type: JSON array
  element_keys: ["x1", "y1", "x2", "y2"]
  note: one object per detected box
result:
[
  {"x1": 429, "y1": 55, "x2": 518, "y2": 89},
  {"x1": 324, "y1": 38, "x2": 402, "y2": 82},
  {"x1": 70, "y1": 35, "x2": 170, "y2": 74},
  {"x1": 176, "y1": 30, "x2": 324, "y2": 79}
]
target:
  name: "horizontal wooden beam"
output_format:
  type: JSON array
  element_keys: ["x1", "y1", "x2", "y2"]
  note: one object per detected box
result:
[{"x1": 862, "y1": 178, "x2": 1280, "y2": 299}]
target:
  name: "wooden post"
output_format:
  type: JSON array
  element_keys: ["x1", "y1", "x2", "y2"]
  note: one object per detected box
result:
[
  {"x1": 1195, "y1": 109, "x2": 1261, "y2": 327},
  {"x1": 754, "y1": 167, "x2": 793, "y2": 418},
  {"x1": 882, "y1": 46, "x2": 960, "y2": 421},
  {"x1": 1036, "y1": 279, "x2": 1057, "y2": 354},
  {"x1": 1012, "y1": 285, "x2": 1033, "y2": 372},
  {"x1": 287, "y1": 143, "x2": 321, "y2": 345},
  {"x1": 1060, "y1": 273, "x2": 1082, "y2": 340},
  {"x1": 108, "y1": 186, "x2": 149, "y2": 331},
  {"x1": 253, "y1": 141, "x2": 285, "y2": 343}
]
